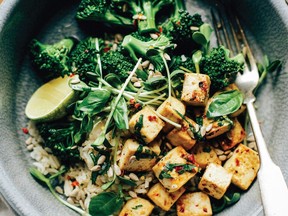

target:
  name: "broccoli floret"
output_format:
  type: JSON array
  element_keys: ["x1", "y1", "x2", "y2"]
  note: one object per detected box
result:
[
  {"x1": 37, "y1": 121, "x2": 81, "y2": 164},
  {"x1": 161, "y1": 0, "x2": 204, "y2": 53},
  {"x1": 122, "y1": 33, "x2": 174, "y2": 71},
  {"x1": 130, "y1": 31, "x2": 152, "y2": 42},
  {"x1": 201, "y1": 46, "x2": 244, "y2": 92},
  {"x1": 101, "y1": 50, "x2": 135, "y2": 80},
  {"x1": 70, "y1": 37, "x2": 104, "y2": 79},
  {"x1": 76, "y1": 0, "x2": 134, "y2": 28},
  {"x1": 30, "y1": 38, "x2": 75, "y2": 80},
  {"x1": 112, "y1": 0, "x2": 174, "y2": 34},
  {"x1": 170, "y1": 55, "x2": 195, "y2": 72}
]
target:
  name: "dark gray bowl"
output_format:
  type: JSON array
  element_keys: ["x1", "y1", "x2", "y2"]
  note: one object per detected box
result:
[{"x1": 0, "y1": 0, "x2": 287, "y2": 215}]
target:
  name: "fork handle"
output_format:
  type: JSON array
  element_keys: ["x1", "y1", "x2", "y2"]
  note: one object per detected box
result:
[{"x1": 247, "y1": 102, "x2": 288, "y2": 216}]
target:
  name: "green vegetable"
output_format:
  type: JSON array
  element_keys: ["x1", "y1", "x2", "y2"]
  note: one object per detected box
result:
[
  {"x1": 192, "y1": 50, "x2": 202, "y2": 74},
  {"x1": 30, "y1": 38, "x2": 76, "y2": 80},
  {"x1": 207, "y1": 90, "x2": 244, "y2": 118},
  {"x1": 112, "y1": 96, "x2": 129, "y2": 130},
  {"x1": 192, "y1": 23, "x2": 213, "y2": 54},
  {"x1": 159, "y1": 163, "x2": 196, "y2": 179},
  {"x1": 212, "y1": 192, "x2": 241, "y2": 213},
  {"x1": 30, "y1": 167, "x2": 89, "y2": 215},
  {"x1": 89, "y1": 191, "x2": 124, "y2": 216},
  {"x1": 201, "y1": 46, "x2": 244, "y2": 92}
]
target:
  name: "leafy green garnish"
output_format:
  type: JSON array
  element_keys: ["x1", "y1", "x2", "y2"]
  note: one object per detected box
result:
[
  {"x1": 112, "y1": 96, "x2": 129, "y2": 130},
  {"x1": 89, "y1": 191, "x2": 124, "y2": 216},
  {"x1": 207, "y1": 90, "x2": 243, "y2": 118},
  {"x1": 192, "y1": 23, "x2": 213, "y2": 54}
]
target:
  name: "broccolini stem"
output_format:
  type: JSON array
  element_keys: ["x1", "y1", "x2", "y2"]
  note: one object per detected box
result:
[
  {"x1": 138, "y1": 1, "x2": 157, "y2": 33},
  {"x1": 95, "y1": 38, "x2": 103, "y2": 88},
  {"x1": 161, "y1": 53, "x2": 172, "y2": 99}
]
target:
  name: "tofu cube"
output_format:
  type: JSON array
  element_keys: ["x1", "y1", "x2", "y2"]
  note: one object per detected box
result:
[
  {"x1": 198, "y1": 163, "x2": 232, "y2": 199},
  {"x1": 156, "y1": 97, "x2": 186, "y2": 133},
  {"x1": 192, "y1": 143, "x2": 221, "y2": 169},
  {"x1": 177, "y1": 192, "x2": 212, "y2": 216},
  {"x1": 119, "y1": 197, "x2": 154, "y2": 216},
  {"x1": 217, "y1": 118, "x2": 246, "y2": 150},
  {"x1": 181, "y1": 73, "x2": 211, "y2": 106},
  {"x1": 129, "y1": 106, "x2": 164, "y2": 143},
  {"x1": 152, "y1": 146, "x2": 199, "y2": 192},
  {"x1": 223, "y1": 144, "x2": 260, "y2": 190},
  {"x1": 147, "y1": 183, "x2": 185, "y2": 211},
  {"x1": 148, "y1": 136, "x2": 162, "y2": 156},
  {"x1": 203, "y1": 116, "x2": 233, "y2": 139},
  {"x1": 118, "y1": 139, "x2": 157, "y2": 172},
  {"x1": 166, "y1": 117, "x2": 197, "y2": 150}
]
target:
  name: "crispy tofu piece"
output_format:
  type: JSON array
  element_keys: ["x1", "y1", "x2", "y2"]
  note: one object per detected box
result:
[
  {"x1": 192, "y1": 143, "x2": 221, "y2": 169},
  {"x1": 118, "y1": 139, "x2": 157, "y2": 172},
  {"x1": 148, "y1": 136, "x2": 162, "y2": 156},
  {"x1": 152, "y1": 146, "x2": 199, "y2": 192},
  {"x1": 129, "y1": 106, "x2": 164, "y2": 143},
  {"x1": 198, "y1": 163, "x2": 232, "y2": 199},
  {"x1": 156, "y1": 97, "x2": 186, "y2": 133},
  {"x1": 177, "y1": 192, "x2": 212, "y2": 216},
  {"x1": 147, "y1": 183, "x2": 185, "y2": 211},
  {"x1": 223, "y1": 144, "x2": 260, "y2": 190},
  {"x1": 203, "y1": 116, "x2": 233, "y2": 139},
  {"x1": 166, "y1": 117, "x2": 198, "y2": 150},
  {"x1": 181, "y1": 73, "x2": 211, "y2": 106},
  {"x1": 119, "y1": 197, "x2": 154, "y2": 216},
  {"x1": 217, "y1": 118, "x2": 246, "y2": 150}
]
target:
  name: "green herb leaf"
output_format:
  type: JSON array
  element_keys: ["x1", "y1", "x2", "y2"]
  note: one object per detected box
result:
[
  {"x1": 104, "y1": 73, "x2": 122, "y2": 89},
  {"x1": 77, "y1": 89, "x2": 111, "y2": 115},
  {"x1": 132, "y1": 204, "x2": 143, "y2": 210},
  {"x1": 207, "y1": 90, "x2": 243, "y2": 118},
  {"x1": 89, "y1": 192, "x2": 124, "y2": 216},
  {"x1": 112, "y1": 97, "x2": 129, "y2": 130},
  {"x1": 118, "y1": 176, "x2": 137, "y2": 186}
]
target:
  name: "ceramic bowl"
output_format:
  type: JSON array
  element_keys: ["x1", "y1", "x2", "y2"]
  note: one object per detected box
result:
[{"x1": 0, "y1": 0, "x2": 287, "y2": 215}]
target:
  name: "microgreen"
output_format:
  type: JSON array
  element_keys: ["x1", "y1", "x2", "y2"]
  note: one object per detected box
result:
[{"x1": 30, "y1": 167, "x2": 90, "y2": 216}]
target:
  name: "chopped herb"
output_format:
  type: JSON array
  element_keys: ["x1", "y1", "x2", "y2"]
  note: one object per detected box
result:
[
  {"x1": 134, "y1": 114, "x2": 146, "y2": 144},
  {"x1": 132, "y1": 204, "x2": 143, "y2": 210}
]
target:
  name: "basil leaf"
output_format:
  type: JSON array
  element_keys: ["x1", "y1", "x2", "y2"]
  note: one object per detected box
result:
[
  {"x1": 104, "y1": 73, "x2": 122, "y2": 89},
  {"x1": 207, "y1": 90, "x2": 243, "y2": 118},
  {"x1": 77, "y1": 89, "x2": 111, "y2": 115},
  {"x1": 112, "y1": 97, "x2": 129, "y2": 130},
  {"x1": 89, "y1": 192, "x2": 124, "y2": 216},
  {"x1": 118, "y1": 176, "x2": 137, "y2": 186}
]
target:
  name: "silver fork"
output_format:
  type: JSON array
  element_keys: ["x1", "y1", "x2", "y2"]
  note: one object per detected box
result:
[{"x1": 212, "y1": 4, "x2": 288, "y2": 215}]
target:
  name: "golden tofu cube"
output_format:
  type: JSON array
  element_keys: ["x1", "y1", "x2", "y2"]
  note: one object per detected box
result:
[
  {"x1": 181, "y1": 73, "x2": 211, "y2": 106},
  {"x1": 166, "y1": 117, "x2": 197, "y2": 150},
  {"x1": 217, "y1": 118, "x2": 246, "y2": 150},
  {"x1": 203, "y1": 116, "x2": 233, "y2": 139},
  {"x1": 147, "y1": 183, "x2": 185, "y2": 211},
  {"x1": 223, "y1": 144, "x2": 260, "y2": 190},
  {"x1": 152, "y1": 146, "x2": 199, "y2": 192},
  {"x1": 198, "y1": 163, "x2": 232, "y2": 199},
  {"x1": 148, "y1": 136, "x2": 162, "y2": 156},
  {"x1": 119, "y1": 197, "x2": 154, "y2": 216},
  {"x1": 177, "y1": 192, "x2": 212, "y2": 216},
  {"x1": 118, "y1": 139, "x2": 157, "y2": 172},
  {"x1": 129, "y1": 106, "x2": 164, "y2": 143},
  {"x1": 192, "y1": 143, "x2": 221, "y2": 169},
  {"x1": 156, "y1": 97, "x2": 186, "y2": 133}
]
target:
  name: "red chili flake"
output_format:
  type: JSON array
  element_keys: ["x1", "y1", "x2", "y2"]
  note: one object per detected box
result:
[
  {"x1": 203, "y1": 207, "x2": 208, "y2": 213},
  {"x1": 66, "y1": 175, "x2": 71, "y2": 180},
  {"x1": 148, "y1": 115, "x2": 157, "y2": 122},
  {"x1": 181, "y1": 125, "x2": 188, "y2": 131},
  {"x1": 22, "y1": 127, "x2": 29, "y2": 134},
  {"x1": 154, "y1": 193, "x2": 159, "y2": 197},
  {"x1": 187, "y1": 154, "x2": 196, "y2": 164},
  {"x1": 235, "y1": 158, "x2": 240, "y2": 166},
  {"x1": 179, "y1": 207, "x2": 185, "y2": 213},
  {"x1": 245, "y1": 149, "x2": 250, "y2": 152},
  {"x1": 69, "y1": 73, "x2": 75, "y2": 78},
  {"x1": 175, "y1": 166, "x2": 183, "y2": 172},
  {"x1": 158, "y1": 26, "x2": 163, "y2": 33},
  {"x1": 176, "y1": 21, "x2": 181, "y2": 26},
  {"x1": 71, "y1": 180, "x2": 79, "y2": 187},
  {"x1": 129, "y1": 98, "x2": 136, "y2": 104},
  {"x1": 124, "y1": 214, "x2": 128, "y2": 216},
  {"x1": 134, "y1": 103, "x2": 141, "y2": 109},
  {"x1": 103, "y1": 47, "x2": 111, "y2": 53}
]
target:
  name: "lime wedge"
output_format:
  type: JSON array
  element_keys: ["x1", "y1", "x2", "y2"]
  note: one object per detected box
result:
[{"x1": 25, "y1": 76, "x2": 77, "y2": 122}]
